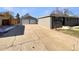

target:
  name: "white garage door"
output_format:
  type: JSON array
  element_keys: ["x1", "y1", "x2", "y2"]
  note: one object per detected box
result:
[{"x1": 22, "y1": 19, "x2": 29, "y2": 24}]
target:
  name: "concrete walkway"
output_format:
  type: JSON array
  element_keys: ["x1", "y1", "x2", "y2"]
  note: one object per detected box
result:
[{"x1": 0, "y1": 24, "x2": 79, "y2": 51}]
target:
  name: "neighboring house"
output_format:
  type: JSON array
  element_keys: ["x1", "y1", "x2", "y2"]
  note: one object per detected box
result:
[
  {"x1": 38, "y1": 12, "x2": 79, "y2": 29},
  {"x1": 0, "y1": 17, "x2": 19, "y2": 26},
  {"x1": 0, "y1": 17, "x2": 10, "y2": 26},
  {"x1": 11, "y1": 19, "x2": 20, "y2": 25},
  {"x1": 0, "y1": 12, "x2": 20, "y2": 26},
  {"x1": 21, "y1": 13, "x2": 38, "y2": 24}
]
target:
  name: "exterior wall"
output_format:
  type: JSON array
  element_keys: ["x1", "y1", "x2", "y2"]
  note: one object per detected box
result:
[
  {"x1": 52, "y1": 17, "x2": 79, "y2": 28},
  {"x1": 52, "y1": 17, "x2": 63, "y2": 28},
  {"x1": 38, "y1": 16, "x2": 79, "y2": 29},
  {"x1": 0, "y1": 19, "x2": 20, "y2": 26},
  {"x1": 38, "y1": 17, "x2": 51, "y2": 29},
  {"x1": 77, "y1": 18, "x2": 79, "y2": 25},
  {"x1": 64, "y1": 17, "x2": 78, "y2": 26},
  {"x1": 11, "y1": 19, "x2": 19, "y2": 25},
  {"x1": 0, "y1": 19, "x2": 2, "y2": 26}
]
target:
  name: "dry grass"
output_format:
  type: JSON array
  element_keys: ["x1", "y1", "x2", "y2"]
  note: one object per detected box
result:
[{"x1": 58, "y1": 29, "x2": 79, "y2": 38}]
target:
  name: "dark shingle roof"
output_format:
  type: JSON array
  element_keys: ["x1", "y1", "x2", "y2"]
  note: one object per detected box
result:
[{"x1": 21, "y1": 13, "x2": 37, "y2": 20}]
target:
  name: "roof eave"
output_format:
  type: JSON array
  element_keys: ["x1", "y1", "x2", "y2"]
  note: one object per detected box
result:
[{"x1": 38, "y1": 15, "x2": 79, "y2": 19}]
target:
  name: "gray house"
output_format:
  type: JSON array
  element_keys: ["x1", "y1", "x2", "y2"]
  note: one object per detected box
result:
[
  {"x1": 38, "y1": 13, "x2": 79, "y2": 29},
  {"x1": 21, "y1": 13, "x2": 38, "y2": 24}
]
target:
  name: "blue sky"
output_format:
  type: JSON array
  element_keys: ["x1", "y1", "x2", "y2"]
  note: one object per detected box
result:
[{"x1": 0, "y1": 7, "x2": 79, "y2": 17}]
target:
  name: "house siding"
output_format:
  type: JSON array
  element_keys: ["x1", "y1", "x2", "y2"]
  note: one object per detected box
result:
[
  {"x1": 38, "y1": 16, "x2": 79, "y2": 29},
  {"x1": 0, "y1": 19, "x2": 2, "y2": 26},
  {"x1": 64, "y1": 17, "x2": 78, "y2": 26},
  {"x1": 52, "y1": 17, "x2": 63, "y2": 28},
  {"x1": 22, "y1": 19, "x2": 29, "y2": 24},
  {"x1": 55, "y1": 17, "x2": 78, "y2": 26},
  {"x1": 38, "y1": 17, "x2": 51, "y2": 29}
]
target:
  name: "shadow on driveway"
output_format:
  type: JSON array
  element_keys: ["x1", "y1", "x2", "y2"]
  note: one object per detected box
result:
[{"x1": 0, "y1": 25, "x2": 25, "y2": 38}]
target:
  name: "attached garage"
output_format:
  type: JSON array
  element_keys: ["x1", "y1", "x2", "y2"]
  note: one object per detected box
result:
[
  {"x1": 38, "y1": 16, "x2": 51, "y2": 29},
  {"x1": 38, "y1": 15, "x2": 79, "y2": 29},
  {"x1": 51, "y1": 17, "x2": 63, "y2": 28},
  {"x1": 38, "y1": 16, "x2": 63, "y2": 29}
]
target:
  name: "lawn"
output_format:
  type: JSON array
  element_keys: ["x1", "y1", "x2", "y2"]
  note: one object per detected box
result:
[{"x1": 58, "y1": 29, "x2": 79, "y2": 38}]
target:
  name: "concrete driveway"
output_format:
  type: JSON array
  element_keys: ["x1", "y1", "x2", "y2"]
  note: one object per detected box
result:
[{"x1": 0, "y1": 24, "x2": 79, "y2": 51}]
